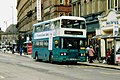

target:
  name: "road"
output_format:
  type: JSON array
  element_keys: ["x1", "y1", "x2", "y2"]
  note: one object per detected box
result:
[{"x1": 0, "y1": 51, "x2": 120, "y2": 80}]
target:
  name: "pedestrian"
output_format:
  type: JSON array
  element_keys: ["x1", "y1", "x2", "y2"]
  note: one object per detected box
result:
[
  {"x1": 110, "y1": 47, "x2": 114, "y2": 65},
  {"x1": 88, "y1": 45, "x2": 95, "y2": 63},
  {"x1": 20, "y1": 47, "x2": 23, "y2": 56},
  {"x1": 3, "y1": 47, "x2": 6, "y2": 53},
  {"x1": 106, "y1": 49, "x2": 111, "y2": 64},
  {"x1": 12, "y1": 44, "x2": 15, "y2": 54}
]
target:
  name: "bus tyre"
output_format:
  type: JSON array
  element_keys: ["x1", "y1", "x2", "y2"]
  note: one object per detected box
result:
[{"x1": 49, "y1": 55, "x2": 54, "y2": 63}]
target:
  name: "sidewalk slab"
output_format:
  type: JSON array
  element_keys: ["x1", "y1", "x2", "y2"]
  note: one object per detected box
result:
[
  {"x1": 5, "y1": 50, "x2": 32, "y2": 59},
  {"x1": 78, "y1": 62, "x2": 120, "y2": 70}
]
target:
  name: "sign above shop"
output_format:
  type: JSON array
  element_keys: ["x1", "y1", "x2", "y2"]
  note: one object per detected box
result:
[
  {"x1": 106, "y1": 20, "x2": 119, "y2": 25},
  {"x1": 101, "y1": 10, "x2": 119, "y2": 27}
]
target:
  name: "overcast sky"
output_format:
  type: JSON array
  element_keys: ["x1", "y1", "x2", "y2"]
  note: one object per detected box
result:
[{"x1": 0, "y1": 0, "x2": 17, "y2": 32}]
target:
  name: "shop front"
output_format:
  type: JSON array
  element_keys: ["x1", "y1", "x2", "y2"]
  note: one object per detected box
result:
[{"x1": 95, "y1": 10, "x2": 120, "y2": 64}]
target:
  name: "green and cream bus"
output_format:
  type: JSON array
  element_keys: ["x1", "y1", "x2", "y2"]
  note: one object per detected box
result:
[{"x1": 32, "y1": 16, "x2": 87, "y2": 63}]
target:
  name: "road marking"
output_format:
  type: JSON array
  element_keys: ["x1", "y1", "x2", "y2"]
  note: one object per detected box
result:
[{"x1": 0, "y1": 75, "x2": 5, "y2": 79}]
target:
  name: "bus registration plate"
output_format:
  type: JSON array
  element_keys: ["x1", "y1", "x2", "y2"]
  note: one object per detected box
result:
[{"x1": 70, "y1": 58, "x2": 77, "y2": 60}]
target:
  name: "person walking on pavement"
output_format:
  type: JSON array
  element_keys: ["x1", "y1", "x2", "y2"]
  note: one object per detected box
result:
[
  {"x1": 12, "y1": 44, "x2": 15, "y2": 54},
  {"x1": 88, "y1": 45, "x2": 95, "y2": 63},
  {"x1": 20, "y1": 47, "x2": 23, "y2": 56}
]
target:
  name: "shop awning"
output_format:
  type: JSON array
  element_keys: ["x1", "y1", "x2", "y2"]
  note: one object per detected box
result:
[
  {"x1": 92, "y1": 34, "x2": 120, "y2": 39},
  {"x1": 92, "y1": 34, "x2": 111, "y2": 39}
]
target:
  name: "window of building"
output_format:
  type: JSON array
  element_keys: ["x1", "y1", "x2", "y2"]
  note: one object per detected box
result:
[
  {"x1": 78, "y1": 3, "x2": 81, "y2": 17},
  {"x1": 60, "y1": 0, "x2": 64, "y2": 5},
  {"x1": 119, "y1": 0, "x2": 120, "y2": 10},
  {"x1": 84, "y1": 1, "x2": 87, "y2": 15},
  {"x1": 108, "y1": 0, "x2": 118, "y2": 11},
  {"x1": 73, "y1": 4, "x2": 76, "y2": 16},
  {"x1": 108, "y1": 0, "x2": 112, "y2": 9},
  {"x1": 115, "y1": 0, "x2": 118, "y2": 6},
  {"x1": 115, "y1": 0, "x2": 118, "y2": 11}
]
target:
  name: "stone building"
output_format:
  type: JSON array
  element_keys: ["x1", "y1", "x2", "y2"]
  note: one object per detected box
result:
[
  {"x1": 16, "y1": 0, "x2": 71, "y2": 33},
  {"x1": 0, "y1": 24, "x2": 18, "y2": 48},
  {"x1": 71, "y1": 0, "x2": 120, "y2": 59},
  {"x1": 16, "y1": 0, "x2": 36, "y2": 32},
  {"x1": 71, "y1": 0, "x2": 107, "y2": 44},
  {"x1": 16, "y1": 0, "x2": 72, "y2": 53},
  {"x1": 42, "y1": 0, "x2": 71, "y2": 21}
]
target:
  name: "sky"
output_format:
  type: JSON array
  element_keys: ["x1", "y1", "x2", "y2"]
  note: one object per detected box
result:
[{"x1": 0, "y1": 0, "x2": 17, "y2": 32}]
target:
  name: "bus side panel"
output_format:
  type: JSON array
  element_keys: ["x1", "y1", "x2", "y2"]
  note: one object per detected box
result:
[
  {"x1": 32, "y1": 47, "x2": 36, "y2": 59},
  {"x1": 32, "y1": 47, "x2": 50, "y2": 61},
  {"x1": 38, "y1": 47, "x2": 49, "y2": 61}
]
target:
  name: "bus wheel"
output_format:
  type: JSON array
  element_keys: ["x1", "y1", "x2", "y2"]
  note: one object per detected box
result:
[{"x1": 49, "y1": 55, "x2": 54, "y2": 63}]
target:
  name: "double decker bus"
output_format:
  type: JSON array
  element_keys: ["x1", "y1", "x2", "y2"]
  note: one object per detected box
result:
[{"x1": 32, "y1": 16, "x2": 87, "y2": 63}]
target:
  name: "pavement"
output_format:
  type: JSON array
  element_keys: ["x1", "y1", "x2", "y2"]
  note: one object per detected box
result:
[
  {"x1": 1, "y1": 49, "x2": 120, "y2": 70},
  {"x1": 78, "y1": 61, "x2": 120, "y2": 70}
]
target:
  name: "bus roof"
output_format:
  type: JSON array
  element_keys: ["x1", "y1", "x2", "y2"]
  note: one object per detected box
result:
[
  {"x1": 53, "y1": 16, "x2": 86, "y2": 21},
  {"x1": 33, "y1": 16, "x2": 86, "y2": 27}
]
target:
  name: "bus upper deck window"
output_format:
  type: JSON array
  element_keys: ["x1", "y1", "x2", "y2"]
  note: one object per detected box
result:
[
  {"x1": 61, "y1": 19, "x2": 67, "y2": 28},
  {"x1": 50, "y1": 23, "x2": 54, "y2": 30}
]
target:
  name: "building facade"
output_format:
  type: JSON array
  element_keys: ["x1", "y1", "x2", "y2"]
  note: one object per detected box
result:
[
  {"x1": 16, "y1": 0, "x2": 72, "y2": 32},
  {"x1": 16, "y1": 0, "x2": 72, "y2": 53},
  {"x1": 97, "y1": 9, "x2": 120, "y2": 58},
  {"x1": 43, "y1": 0, "x2": 71, "y2": 21},
  {"x1": 16, "y1": 0, "x2": 36, "y2": 32},
  {"x1": 71, "y1": 0, "x2": 120, "y2": 58}
]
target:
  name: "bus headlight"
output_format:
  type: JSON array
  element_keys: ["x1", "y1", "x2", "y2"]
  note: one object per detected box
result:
[
  {"x1": 81, "y1": 53, "x2": 86, "y2": 56},
  {"x1": 60, "y1": 52, "x2": 67, "y2": 56}
]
